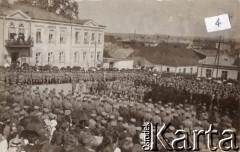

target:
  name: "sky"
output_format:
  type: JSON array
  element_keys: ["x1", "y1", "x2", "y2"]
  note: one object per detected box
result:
[{"x1": 77, "y1": 0, "x2": 240, "y2": 38}]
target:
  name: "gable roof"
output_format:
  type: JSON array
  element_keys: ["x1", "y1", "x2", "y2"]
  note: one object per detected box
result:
[
  {"x1": 192, "y1": 48, "x2": 227, "y2": 57},
  {"x1": 0, "y1": 4, "x2": 106, "y2": 28},
  {"x1": 128, "y1": 43, "x2": 203, "y2": 66},
  {"x1": 199, "y1": 55, "x2": 237, "y2": 67},
  {"x1": 233, "y1": 56, "x2": 240, "y2": 67}
]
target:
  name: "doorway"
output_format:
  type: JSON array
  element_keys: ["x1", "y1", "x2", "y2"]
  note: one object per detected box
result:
[{"x1": 11, "y1": 52, "x2": 19, "y2": 63}]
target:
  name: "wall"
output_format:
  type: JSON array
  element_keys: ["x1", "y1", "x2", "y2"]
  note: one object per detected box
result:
[
  {"x1": 154, "y1": 65, "x2": 198, "y2": 74},
  {"x1": 176, "y1": 66, "x2": 198, "y2": 74},
  {"x1": 0, "y1": 10, "x2": 105, "y2": 68},
  {"x1": 30, "y1": 21, "x2": 72, "y2": 67},
  {"x1": 197, "y1": 66, "x2": 238, "y2": 79},
  {"x1": 3, "y1": 18, "x2": 31, "y2": 65},
  {"x1": 113, "y1": 60, "x2": 133, "y2": 69}
]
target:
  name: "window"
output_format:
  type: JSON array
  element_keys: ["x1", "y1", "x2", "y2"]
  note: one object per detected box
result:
[
  {"x1": 179, "y1": 68, "x2": 181, "y2": 73},
  {"x1": 221, "y1": 71, "x2": 228, "y2": 79},
  {"x1": 59, "y1": 52, "x2": 65, "y2": 63},
  {"x1": 91, "y1": 33, "x2": 95, "y2": 43},
  {"x1": 98, "y1": 33, "x2": 102, "y2": 44},
  {"x1": 84, "y1": 32, "x2": 89, "y2": 44},
  {"x1": 48, "y1": 52, "x2": 54, "y2": 64},
  {"x1": 75, "y1": 31, "x2": 80, "y2": 43},
  {"x1": 60, "y1": 30, "x2": 66, "y2": 44},
  {"x1": 83, "y1": 52, "x2": 87, "y2": 61},
  {"x1": 8, "y1": 22, "x2": 16, "y2": 39},
  {"x1": 190, "y1": 68, "x2": 193, "y2": 74},
  {"x1": 206, "y1": 69, "x2": 212, "y2": 78},
  {"x1": 183, "y1": 68, "x2": 186, "y2": 73},
  {"x1": 36, "y1": 52, "x2": 42, "y2": 65},
  {"x1": 97, "y1": 51, "x2": 100, "y2": 61},
  {"x1": 90, "y1": 52, "x2": 94, "y2": 60},
  {"x1": 49, "y1": 30, "x2": 55, "y2": 43},
  {"x1": 167, "y1": 68, "x2": 170, "y2": 72},
  {"x1": 74, "y1": 52, "x2": 79, "y2": 62},
  {"x1": 36, "y1": 29, "x2": 42, "y2": 43},
  {"x1": 18, "y1": 24, "x2": 25, "y2": 40}
]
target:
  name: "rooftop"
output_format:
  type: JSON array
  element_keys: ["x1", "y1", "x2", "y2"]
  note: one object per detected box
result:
[
  {"x1": 128, "y1": 43, "x2": 203, "y2": 66},
  {"x1": 0, "y1": 4, "x2": 106, "y2": 27},
  {"x1": 199, "y1": 55, "x2": 238, "y2": 67}
]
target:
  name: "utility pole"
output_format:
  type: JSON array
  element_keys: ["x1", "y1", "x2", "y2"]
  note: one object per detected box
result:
[
  {"x1": 94, "y1": 37, "x2": 97, "y2": 68},
  {"x1": 216, "y1": 36, "x2": 221, "y2": 78},
  {"x1": 212, "y1": 36, "x2": 221, "y2": 78}
]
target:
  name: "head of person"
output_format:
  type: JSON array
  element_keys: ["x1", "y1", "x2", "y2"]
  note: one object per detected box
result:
[
  {"x1": 96, "y1": 131, "x2": 118, "y2": 152},
  {"x1": 119, "y1": 139, "x2": 133, "y2": 152}
]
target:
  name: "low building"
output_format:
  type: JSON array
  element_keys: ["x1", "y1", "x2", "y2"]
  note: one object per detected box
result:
[
  {"x1": 0, "y1": 4, "x2": 106, "y2": 67},
  {"x1": 128, "y1": 43, "x2": 203, "y2": 74},
  {"x1": 197, "y1": 54, "x2": 240, "y2": 80},
  {"x1": 103, "y1": 58, "x2": 133, "y2": 69}
]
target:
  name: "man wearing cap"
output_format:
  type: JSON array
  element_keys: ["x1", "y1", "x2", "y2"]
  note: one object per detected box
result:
[
  {"x1": 162, "y1": 111, "x2": 172, "y2": 125},
  {"x1": 152, "y1": 110, "x2": 162, "y2": 125},
  {"x1": 183, "y1": 113, "x2": 193, "y2": 132},
  {"x1": 128, "y1": 118, "x2": 136, "y2": 136},
  {"x1": 52, "y1": 96, "x2": 62, "y2": 113},
  {"x1": 24, "y1": 94, "x2": 33, "y2": 108},
  {"x1": 43, "y1": 96, "x2": 52, "y2": 111},
  {"x1": 32, "y1": 94, "x2": 41, "y2": 108},
  {"x1": 41, "y1": 108, "x2": 50, "y2": 119},
  {"x1": 63, "y1": 110, "x2": 72, "y2": 126},
  {"x1": 30, "y1": 106, "x2": 40, "y2": 117},
  {"x1": 115, "y1": 117, "x2": 124, "y2": 133},
  {"x1": 14, "y1": 90, "x2": 24, "y2": 106},
  {"x1": 63, "y1": 98, "x2": 73, "y2": 111}
]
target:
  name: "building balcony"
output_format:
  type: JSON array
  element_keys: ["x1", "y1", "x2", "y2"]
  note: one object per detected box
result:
[{"x1": 5, "y1": 38, "x2": 34, "y2": 48}]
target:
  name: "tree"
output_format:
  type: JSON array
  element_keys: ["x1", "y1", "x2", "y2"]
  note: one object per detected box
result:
[
  {"x1": 0, "y1": 0, "x2": 10, "y2": 7},
  {"x1": 15, "y1": 0, "x2": 79, "y2": 19}
]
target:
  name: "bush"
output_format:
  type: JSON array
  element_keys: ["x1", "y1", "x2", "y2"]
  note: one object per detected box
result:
[
  {"x1": 66, "y1": 66, "x2": 71, "y2": 71},
  {"x1": 52, "y1": 66, "x2": 59, "y2": 71},
  {"x1": 72, "y1": 66, "x2": 81, "y2": 71},
  {"x1": 60, "y1": 67, "x2": 66, "y2": 71},
  {"x1": 44, "y1": 65, "x2": 51, "y2": 71},
  {"x1": 22, "y1": 63, "x2": 29, "y2": 69}
]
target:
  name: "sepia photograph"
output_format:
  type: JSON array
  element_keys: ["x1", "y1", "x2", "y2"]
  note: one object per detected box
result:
[{"x1": 0, "y1": 0, "x2": 239, "y2": 151}]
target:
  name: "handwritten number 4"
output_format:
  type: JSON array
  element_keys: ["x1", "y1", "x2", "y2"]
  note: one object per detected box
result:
[{"x1": 215, "y1": 18, "x2": 221, "y2": 27}]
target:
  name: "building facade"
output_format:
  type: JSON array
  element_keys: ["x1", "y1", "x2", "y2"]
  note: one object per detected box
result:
[
  {"x1": 0, "y1": 4, "x2": 106, "y2": 68},
  {"x1": 197, "y1": 55, "x2": 240, "y2": 80},
  {"x1": 154, "y1": 65, "x2": 198, "y2": 74}
]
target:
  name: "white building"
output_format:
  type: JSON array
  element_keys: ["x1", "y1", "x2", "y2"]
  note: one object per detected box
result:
[
  {"x1": 128, "y1": 43, "x2": 202, "y2": 74},
  {"x1": 197, "y1": 55, "x2": 240, "y2": 80},
  {"x1": 0, "y1": 4, "x2": 106, "y2": 68},
  {"x1": 103, "y1": 58, "x2": 133, "y2": 69}
]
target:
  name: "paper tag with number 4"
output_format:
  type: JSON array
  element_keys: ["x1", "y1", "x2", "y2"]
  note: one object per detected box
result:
[{"x1": 204, "y1": 14, "x2": 231, "y2": 33}]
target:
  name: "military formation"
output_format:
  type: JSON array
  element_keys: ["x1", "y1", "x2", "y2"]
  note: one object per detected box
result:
[{"x1": 0, "y1": 67, "x2": 239, "y2": 152}]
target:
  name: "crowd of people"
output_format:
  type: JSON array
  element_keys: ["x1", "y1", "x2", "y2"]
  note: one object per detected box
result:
[{"x1": 0, "y1": 68, "x2": 239, "y2": 152}]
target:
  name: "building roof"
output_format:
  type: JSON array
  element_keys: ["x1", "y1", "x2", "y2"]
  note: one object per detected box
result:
[
  {"x1": 192, "y1": 49, "x2": 228, "y2": 57},
  {"x1": 199, "y1": 55, "x2": 237, "y2": 67},
  {"x1": 128, "y1": 43, "x2": 203, "y2": 66},
  {"x1": 128, "y1": 56, "x2": 154, "y2": 67},
  {"x1": 103, "y1": 58, "x2": 132, "y2": 63},
  {"x1": 233, "y1": 56, "x2": 240, "y2": 67},
  {"x1": 0, "y1": 4, "x2": 106, "y2": 27}
]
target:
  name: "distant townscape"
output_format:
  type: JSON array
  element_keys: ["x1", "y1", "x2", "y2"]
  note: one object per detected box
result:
[{"x1": 104, "y1": 33, "x2": 240, "y2": 80}]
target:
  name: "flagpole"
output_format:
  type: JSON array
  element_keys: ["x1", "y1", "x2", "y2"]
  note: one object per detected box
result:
[
  {"x1": 216, "y1": 35, "x2": 221, "y2": 78},
  {"x1": 94, "y1": 37, "x2": 97, "y2": 68}
]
